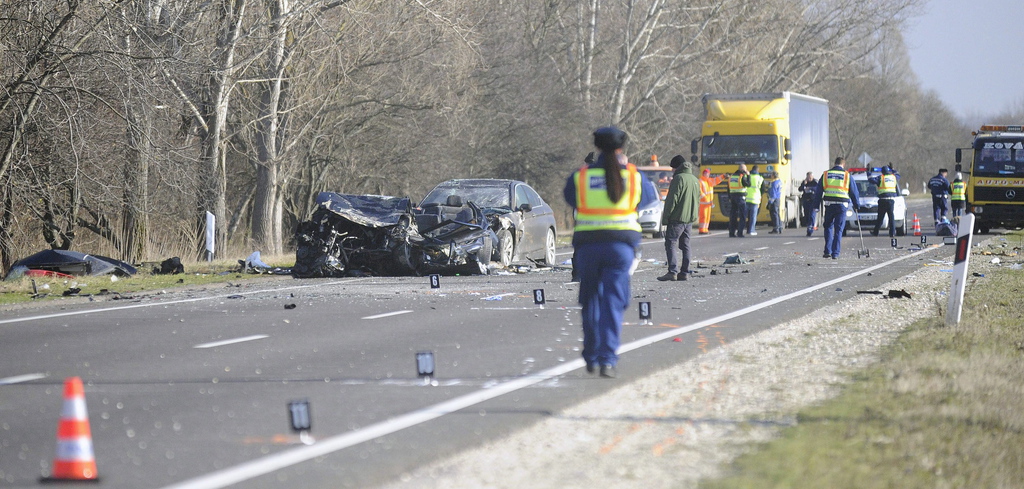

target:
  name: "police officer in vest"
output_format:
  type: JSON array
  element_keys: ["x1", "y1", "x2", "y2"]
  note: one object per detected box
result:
[
  {"x1": 951, "y1": 172, "x2": 966, "y2": 218},
  {"x1": 869, "y1": 166, "x2": 899, "y2": 237},
  {"x1": 728, "y1": 163, "x2": 749, "y2": 237},
  {"x1": 815, "y1": 157, "x2": 861, "y2": 259},
  {"x1": 744, "y1": 165, "x2": 765, "y2": 236},
  {"x1": 563, "y1": 126, "x2": 658, "y2": 378}
]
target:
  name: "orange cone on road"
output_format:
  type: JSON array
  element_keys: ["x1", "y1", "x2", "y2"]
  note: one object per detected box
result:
[
  {"x1": 42, "y1": 377, "x2": 99, "y2": 483},
  {"x1": 912, "y1": 213, "x2": 922, "y2": 236}
]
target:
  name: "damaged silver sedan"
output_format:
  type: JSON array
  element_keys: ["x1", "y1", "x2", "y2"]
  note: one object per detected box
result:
[
  {"x1": 293, "y1": 192, "x2": 495, "y2": 278},
  {"x1": 293, "y1": 179, "x2": 557, "y2": 277},
  {"x1": 418, "y1": 179, "x2": 557, "y2": 267}
]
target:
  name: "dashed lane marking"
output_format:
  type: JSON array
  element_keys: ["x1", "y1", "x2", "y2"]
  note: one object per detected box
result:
[
  {"x1": 0, "y1": 373, "x2": 47, "y2": 385},
  {"x1": 194, "y1": 335, "x2": 269, "y2": 349},
  {"x1": 361, "y1": 310, "x2": 414, "y2": 320}
]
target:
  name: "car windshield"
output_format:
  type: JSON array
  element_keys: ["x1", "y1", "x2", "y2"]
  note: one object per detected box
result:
[
  {"x1": 854, "y1": 179, "x2": 878, "y2": 197},
  {"x1": 421, "y1": 183, "x2": 511, "y2": 209},
  {"x1": 640, "y1": 170, "x2": 673, "y2": 191}
]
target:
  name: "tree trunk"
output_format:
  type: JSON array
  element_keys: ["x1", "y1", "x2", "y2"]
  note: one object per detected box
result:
[{"x1": 122, "y1": 98, "x2": 151, "y2": 264}]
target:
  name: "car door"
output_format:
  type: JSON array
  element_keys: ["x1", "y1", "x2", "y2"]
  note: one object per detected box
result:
[
  {"x1": 511, "y1": 183, "x2": 539, "y2": 255},
  {"x1": 524, "y1": 184, "x2": 556, "y2": 257}
]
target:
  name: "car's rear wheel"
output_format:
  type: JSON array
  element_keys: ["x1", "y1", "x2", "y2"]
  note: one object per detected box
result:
[
  {"x1": 896, "y1": 219, "x2": 906, "y2": 236},
  {"x1": 496, "y1": 229, "x2": 515, "y2": 267},
  {"x1": 541, "y1": 228, "x2": 556, "y2": 265}
]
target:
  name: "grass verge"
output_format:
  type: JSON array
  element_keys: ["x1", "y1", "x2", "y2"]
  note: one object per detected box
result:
[
  {"x1": 0, "y1": 255, "x2": 293, "y2": 307},
  {"x1": 703, "y1": 237, "x2": 1024, "y2": 488}
]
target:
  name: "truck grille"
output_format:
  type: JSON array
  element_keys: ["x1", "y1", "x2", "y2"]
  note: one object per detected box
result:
[{"x1": 973, "y1": 186, "x2": 1024, "y2": 203}]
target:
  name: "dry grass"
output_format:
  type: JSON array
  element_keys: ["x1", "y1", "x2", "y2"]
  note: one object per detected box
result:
[
  {"x1": 0, "y1": 253, "x2": 295, "y2": 306},
  {"x1": 703, "y1": 241, "x2": 1024, "y2": 488}
]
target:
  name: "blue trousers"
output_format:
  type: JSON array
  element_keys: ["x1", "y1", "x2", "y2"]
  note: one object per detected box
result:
[
  {"x1": 932, "y1": 196, "x2": 948, "y2": 222},
  {"x1": 803, "y1": 200, "x2": 818, "y2": 234},
  {"x1": 575, "y1": 241, "x2": 634, "y2": 367},
  {"x1": 745, "y1": 202, "x2": 760, "y2": 233},
  {"x1": 822, "y1": 202, "x2": 849, "y2": 258}
]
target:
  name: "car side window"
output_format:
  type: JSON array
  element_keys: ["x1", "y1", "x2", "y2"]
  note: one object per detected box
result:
[
  {"x1": 524, "y1": 185, "x2": 545, "y2": 208},
  {"x1": 515, "y1": 185, "x2": 530, "y2": 209}
]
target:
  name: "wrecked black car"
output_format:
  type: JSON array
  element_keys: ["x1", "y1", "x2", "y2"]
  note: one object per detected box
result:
[
  {"x1": 293, "y1": 192, "x2": 494, "y2": 278},
  {"x1": 418, "y1": 179, "x2": 557, "y2": 267}
]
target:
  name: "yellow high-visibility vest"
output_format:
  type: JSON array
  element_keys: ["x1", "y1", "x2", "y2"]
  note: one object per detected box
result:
[
  {"x1": 951, "y1": 181, "x2": 966, "y2": 201},
  {"x1": 574, "y1": 164, "x2": 643, "y2": 232},
  {"x1": 878, "y1": 174, "x2": 897, "y2": 195},
  {"x1": 822, "y1": 169, "x2": 850, "y2": 201},
  {"x1": 745, "y1": 173, "x2": 764, "y2": 204}
]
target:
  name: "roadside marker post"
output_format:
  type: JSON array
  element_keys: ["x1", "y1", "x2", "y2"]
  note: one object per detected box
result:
[
  {"x1": 416, "y1": 351, "x2": 436, "y2": 386},
  {"x1": 946, "y1": 213, "x2": 975, "y2": 326}
]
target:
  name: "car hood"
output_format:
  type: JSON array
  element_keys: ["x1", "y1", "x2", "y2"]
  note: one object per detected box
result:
[{"x1": 315, "y1": 192, "x2": 412, "y2": 228}]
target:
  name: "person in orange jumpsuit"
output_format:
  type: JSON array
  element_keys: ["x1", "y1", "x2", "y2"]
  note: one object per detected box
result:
[{"x1": 698, "y1": 167, "x2": 727, "y2": 234}]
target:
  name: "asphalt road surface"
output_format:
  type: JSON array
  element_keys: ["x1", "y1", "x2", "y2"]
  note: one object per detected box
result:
[{"x1": 0, "y1": 201, "x2": 954, "y2": 488}]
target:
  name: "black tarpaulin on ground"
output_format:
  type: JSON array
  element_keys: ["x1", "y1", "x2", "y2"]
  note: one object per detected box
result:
[{"x1": 10, "y1": 249, "x2": 137, "y2": 277}]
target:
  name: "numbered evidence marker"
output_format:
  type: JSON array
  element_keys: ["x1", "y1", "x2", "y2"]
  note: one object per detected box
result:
[
  {"x1": 533, "y1": 288, "x2": 546, "y2": 306},
  {"x1": 416, "y1": 351, "x2": 436, "y2": 385},
  {"x1": 920, "y1": 235, "x2": 927, "y2": 245},
  {"x1": 288, "y1": 399, "x2": 315, "y2": 445},
  {"x1": 891, "y1": 237, "x2": 898, "y2": 248},
  {"x1": 946, "y1": 213, "x2": 975, "y2": 326},
  {"x1": 639, "y1": 301, "x2": 652, "y2": 324},
  {"x1": 429, "y1": 274, "x2": 441, "y2": 289}
]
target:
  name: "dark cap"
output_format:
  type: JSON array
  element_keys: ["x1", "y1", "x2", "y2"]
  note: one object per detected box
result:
[
  {"x1": 593, "y1": 126, "x2": 627, "y2": 151},
  {"x1": 669, "y1": 155, "x2": 686, "y2": 169},
  {"x1": 881, "y1": 166, "x2": 891, "y2": 174},
  {"x1": 939, "y1": 168, "x2": 948, "y2": 173}
]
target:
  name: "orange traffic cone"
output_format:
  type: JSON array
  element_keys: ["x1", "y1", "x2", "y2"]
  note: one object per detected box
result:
[
  {"x1": 41, "y1": 377, "x2": 99, "y2": 483},
  {"x1": 912, "y1": 213, "x2": 922, "y2": 236}
]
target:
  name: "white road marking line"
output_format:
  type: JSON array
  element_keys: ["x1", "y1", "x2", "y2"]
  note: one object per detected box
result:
[
  {"x1": 159, "y1": 245, "x2": 941, "y2": 489},
  {"x1": 193, "y1": 335, "x2": 268, "y2": 349},
  {"x1": 783, "y1": 241, "x2": 796, "y2": 245},
  {"x1": 0, "y1": 278, "x2": 371, "y2": 326},
  {"x1": 361, "y1": 310, "x2": 413, "y2": 320},
  {"x1": 0, "y1": 373, "x2": 47, "y2": 385},
  {"x1": 808, "y1": 237, "x2": 820, "y2": 241},
  {"x1": 754, "y1": 246, "x2": 769, "y2": 250}
]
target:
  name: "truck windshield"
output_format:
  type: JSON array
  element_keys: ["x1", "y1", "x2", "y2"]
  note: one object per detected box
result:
[
  {"x1": 702, "y1": 135, "x2": 778, "y2": 163},
  {"x1": 973, "y1": 139, "x2": 1024, "y2": 176}
]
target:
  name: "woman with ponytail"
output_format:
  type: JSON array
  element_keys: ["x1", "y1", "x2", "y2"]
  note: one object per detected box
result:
[{"x1": 563, "y1": 126, "x2": 658, "y2": 378}]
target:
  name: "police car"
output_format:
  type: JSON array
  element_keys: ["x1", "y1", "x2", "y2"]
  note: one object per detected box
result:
[{"x1": 845, "y1": 167, "x2": 910, "y2": 236}]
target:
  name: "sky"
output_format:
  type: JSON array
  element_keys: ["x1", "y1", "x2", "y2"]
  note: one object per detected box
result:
[{"x1": 903, "y1": 0, "x2": 1024, "y2": 121}]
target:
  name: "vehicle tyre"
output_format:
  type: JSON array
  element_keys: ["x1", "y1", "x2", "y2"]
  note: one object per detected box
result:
[
  {"x1": 540, "y1": 228, "x2": 556, "y2": 265},
  {"x1": 896, "y1": 219, "x2": 906, "y2": 236},
  {"x1": 653, "y1": 224, "x2": 664, "y2": 239},
  {"x1": 496, "y1": 229, "x2": 515, "y2": 267}
]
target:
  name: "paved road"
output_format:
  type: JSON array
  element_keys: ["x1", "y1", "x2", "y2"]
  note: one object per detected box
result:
[{"x1": 0, "y1": 201, "x2": 953, "y2": 488}]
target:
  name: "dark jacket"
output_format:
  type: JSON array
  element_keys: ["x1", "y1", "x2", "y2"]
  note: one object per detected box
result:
[
  {"x1": 928, "y1": 173, "x2": 951, "y2": 197},
  {"x1": 798, "y1": 178, "x2": 818, "y2": 202},
  {"x1": 662, "y1": 165, "x2": 700, "y2": 225}
]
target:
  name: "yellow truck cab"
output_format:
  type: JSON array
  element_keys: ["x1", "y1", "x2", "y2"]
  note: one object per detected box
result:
[
  {"x1": 691, "y1": 92, "x2": 829, "y2": 226},
  {"x1": 955, "y1": 124, "x2": 1024, "y2": 234}
]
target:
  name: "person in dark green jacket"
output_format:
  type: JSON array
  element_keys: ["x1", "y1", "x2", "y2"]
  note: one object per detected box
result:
[{"x1": 658, "y1": 155, "x2": 700, "y2": 281}]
